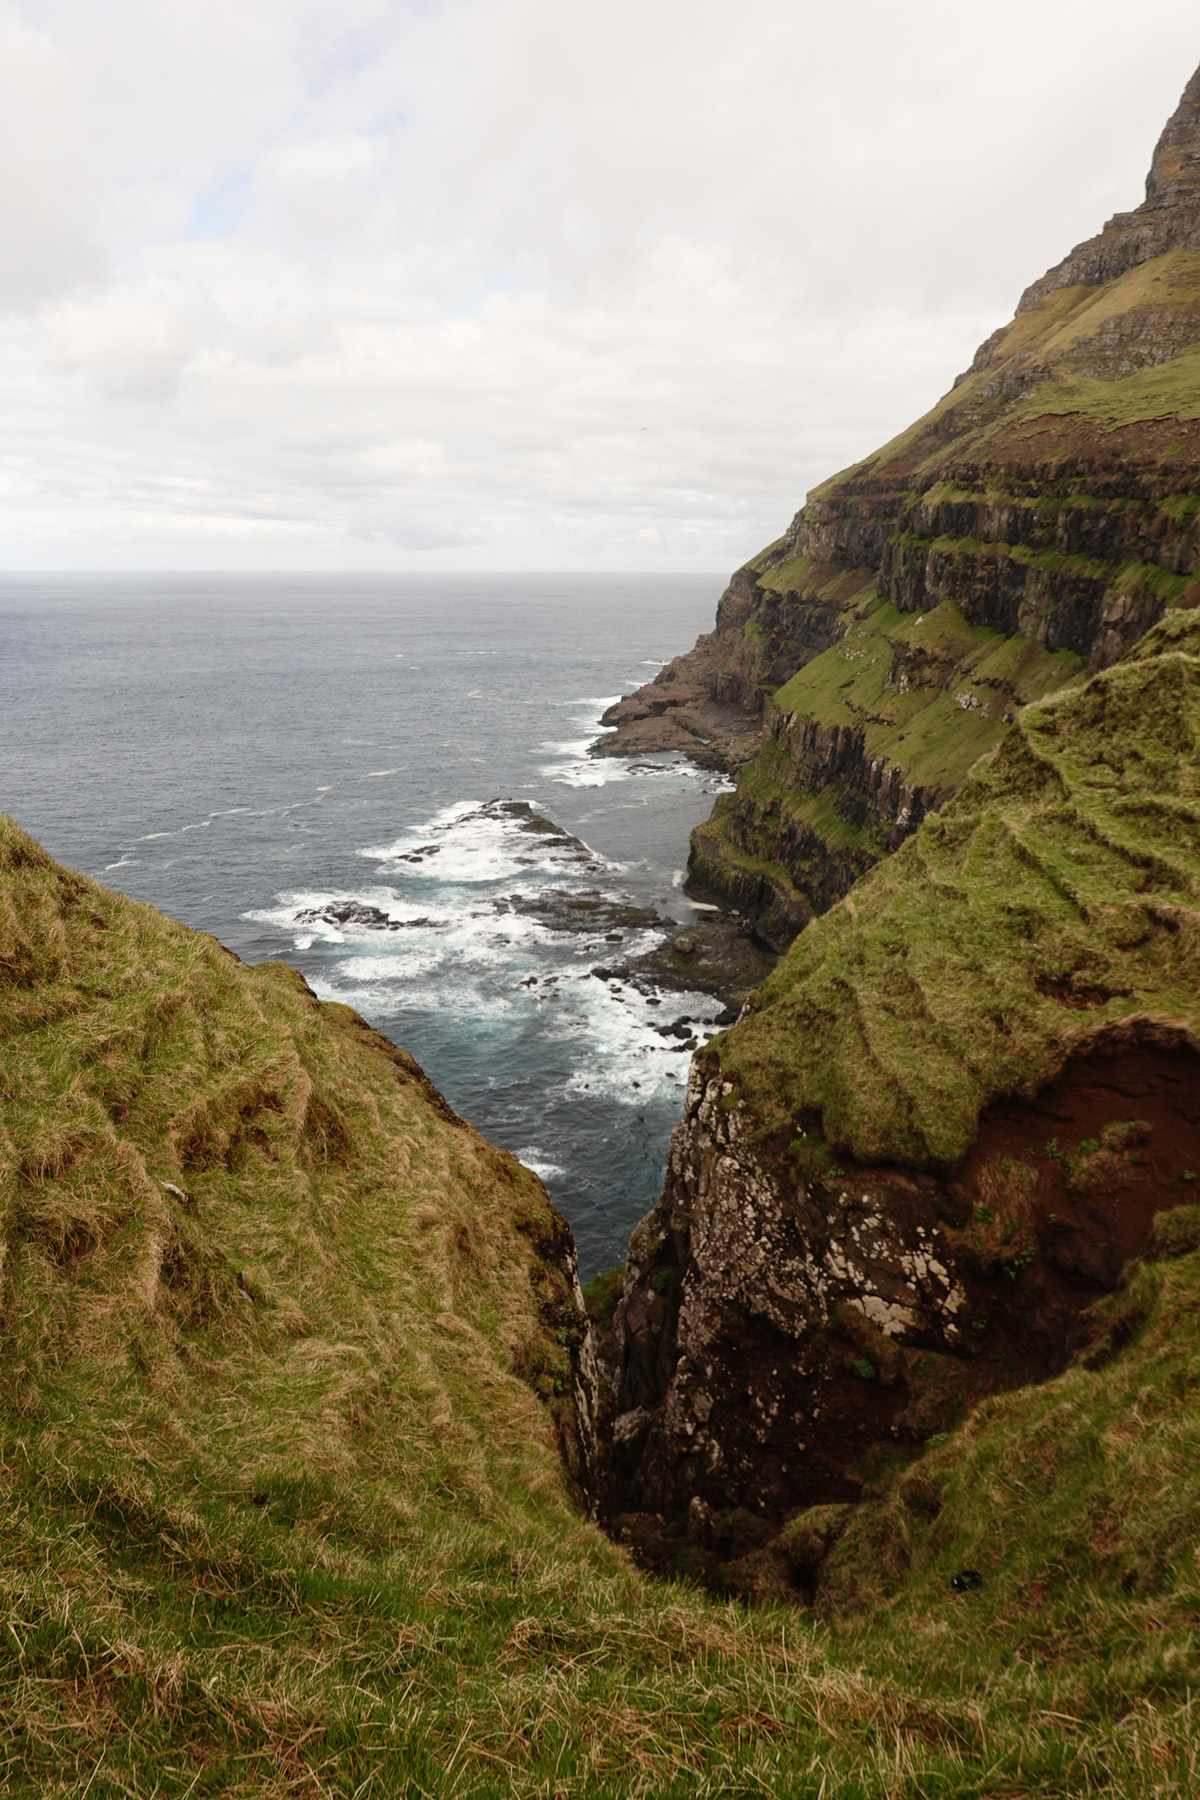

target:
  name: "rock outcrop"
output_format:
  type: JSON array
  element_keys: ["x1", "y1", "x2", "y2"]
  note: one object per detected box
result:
[
  {"x1": 608, "y1": 610, "x2": 1200, "y2": 1589},
  {"x1": 596, "y1": 62, "x2": 1200, "y2": 949}
]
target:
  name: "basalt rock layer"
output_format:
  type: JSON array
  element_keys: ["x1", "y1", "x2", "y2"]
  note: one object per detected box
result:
[
  {"x1": 610, "y1": 609, "x2": 1200, "y2": 1592},
  {"x1": 599, "y1": 64, "x2": 1200, "y2": 949}
]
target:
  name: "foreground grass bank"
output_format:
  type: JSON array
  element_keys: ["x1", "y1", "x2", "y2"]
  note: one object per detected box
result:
[{"x1": 0, "y1": 816, "x2": 1197, "y2": 1796}]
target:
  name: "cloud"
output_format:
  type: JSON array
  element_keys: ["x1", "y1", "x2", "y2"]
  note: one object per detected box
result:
[{"x1": 0, "y1": 0, "x2": 1197, "y2": 568}]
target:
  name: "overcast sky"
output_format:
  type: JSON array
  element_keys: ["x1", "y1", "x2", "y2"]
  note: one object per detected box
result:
[{"x1": 0, "y1": 0, "x2": 1196, "y2": 572}]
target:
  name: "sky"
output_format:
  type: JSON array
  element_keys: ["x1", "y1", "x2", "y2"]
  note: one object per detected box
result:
[{"x1": 0, "y1": 0, "x2": 1197, "y2": 573}]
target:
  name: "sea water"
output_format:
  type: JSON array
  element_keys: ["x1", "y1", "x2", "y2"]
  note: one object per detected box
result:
[{"x1": 0, "y1": 572, "x2": 731, "y2": 1277}]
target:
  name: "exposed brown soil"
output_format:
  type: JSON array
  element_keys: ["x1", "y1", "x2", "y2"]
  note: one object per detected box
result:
[
  {"x1": 809, "y1": 1031, "x2": 1200, "y2": 1494},
  {"x1": 955, "y1": 1026, "x2": 1200, "y2": 1289}
]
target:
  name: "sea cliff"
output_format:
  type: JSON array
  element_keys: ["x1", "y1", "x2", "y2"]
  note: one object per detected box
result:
[
  {"x1": 599, "y1": 63, "x2": 1200, "y2": 950},
  {"x1": 603, "y1": 63, "x2": 1200, "y2": 1607},
  {"x1": 610, "y1": 611, "x2": 1200, "y2": 1583}
]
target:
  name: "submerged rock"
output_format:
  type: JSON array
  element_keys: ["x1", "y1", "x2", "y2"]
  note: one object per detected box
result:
[{"x1": 295, "y1": 901, "x2": 408, "y2": 930}]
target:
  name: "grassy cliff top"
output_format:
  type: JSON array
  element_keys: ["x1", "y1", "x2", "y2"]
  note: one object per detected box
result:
[
  {"x1": 717, "y1": 608, "x2": 1200, "y2": 1167},
  {"x1": 0, "y1": 813, "x2": 593, "y2": 1528}
]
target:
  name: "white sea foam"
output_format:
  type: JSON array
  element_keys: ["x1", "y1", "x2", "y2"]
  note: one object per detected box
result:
[
  {"x1": 246, "y1": 887, "x2": 445, "y2": 943},
  {"x1": 540, "y1": 733, "x2": 634, "y2": 789},
  {"x1": 364, "y1": 798, "x2": 610, "y2": 883},
  {"x1": 332, "y1": 950, "x2": 448, "y2": 983},
  {"x1": 247, "y1": 789, "x2": 726, "y2": 1113},
  {"x1": 136, "y1": 806, "x2": 252, "y2": 843},
  {"x1": 517, "y1": 1150, "x2": 566, "y2": 1181}
]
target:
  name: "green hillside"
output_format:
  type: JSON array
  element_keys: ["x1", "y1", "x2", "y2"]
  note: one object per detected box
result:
[
  {"x1": 717, "y1": 608, "x2": 1200, "y2": 1168},
  {"x1": 676, "y1": 69, "x2": 1200, "y2": 944},
  {"x1": 1, "y1": 812, "x2": 1198, "y2": 1795}
]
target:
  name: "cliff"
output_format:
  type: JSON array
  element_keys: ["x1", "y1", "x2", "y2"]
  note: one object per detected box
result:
[
  {"x1": 612, "y1": 607, "x2": 1200, "y2": 1590},
  {"x1": 599, "y1": 63, "x2": 1200, "y2": 950}
]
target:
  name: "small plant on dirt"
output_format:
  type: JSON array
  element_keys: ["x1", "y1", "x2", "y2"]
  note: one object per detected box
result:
[{"x1": 852, "y1": 1357, "x2": 877, "y2": 1381}]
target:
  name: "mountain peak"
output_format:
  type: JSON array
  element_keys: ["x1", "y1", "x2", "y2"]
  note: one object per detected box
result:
[
  {"x1": 1145, "y1": 61, "x2": 1200, "y2": 208},
  {"x1": 1020, "y1": 61, "x2": 1200, "y2": 310}
]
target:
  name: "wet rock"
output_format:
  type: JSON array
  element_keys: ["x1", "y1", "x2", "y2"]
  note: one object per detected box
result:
[
  {"x1": 472, "y1": 799, "x2": 592, "y2": 852},
  {"x1": 592, "y1": 678, "x2": 763, "y2": 773},
  {"x1": 614, "y1": 914, "x2": 776, "y2": 1019},
  {"x1": 504, "y1": 889, "x2": 660, "y2": 936},
  {"x1": 294, "y1": 902, "x2": 405, "y2": 930}
]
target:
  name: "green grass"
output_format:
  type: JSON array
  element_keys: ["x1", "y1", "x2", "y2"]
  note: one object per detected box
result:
[
  {"x1": 824, "y1": 1243, "x2": 1200, "y2": 1715},
  {"x1": 704, "y1": 597, "x2": 1085, "y2": 915},
  {"x1": 771, "y1": 593, "x2": 1081, "y2": 798},
  {"x1": 714, "y1": 606, "x2": 1200, "y2": 1166},
  {"x1": 5, "y1": 807, "x2": 1200, "y2": 1794},
  {"x1": 1008, "y1": 345, "x2": 1200, "y2": 431}
]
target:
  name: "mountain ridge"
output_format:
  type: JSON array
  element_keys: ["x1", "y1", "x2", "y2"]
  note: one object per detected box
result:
[{"x1": 596, "y1": 61, "x2": 1200, "y2": 950}]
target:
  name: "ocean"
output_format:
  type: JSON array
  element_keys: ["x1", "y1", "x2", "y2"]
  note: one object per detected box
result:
[{"x1": 0, "y1": 572, "x2": 731, "y2": 1278}]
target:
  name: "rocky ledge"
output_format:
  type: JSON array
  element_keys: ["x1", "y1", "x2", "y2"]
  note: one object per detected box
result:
[{"x1": 592, "y1": 664, "x2": 762, "y2": 772}]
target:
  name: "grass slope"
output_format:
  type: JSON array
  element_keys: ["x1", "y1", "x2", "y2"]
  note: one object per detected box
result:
[
  {"x1": 717, "y1": 608, "x2": 1200, "y2": 1166},
  {"x1": 2, "y1": 818, "x2": 1199, "y2": 1795}
]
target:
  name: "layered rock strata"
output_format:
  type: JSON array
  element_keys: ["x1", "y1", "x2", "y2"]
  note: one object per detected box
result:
[{"x1": 597, "y1": 63, "x2": 1200, "y2": 948}]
